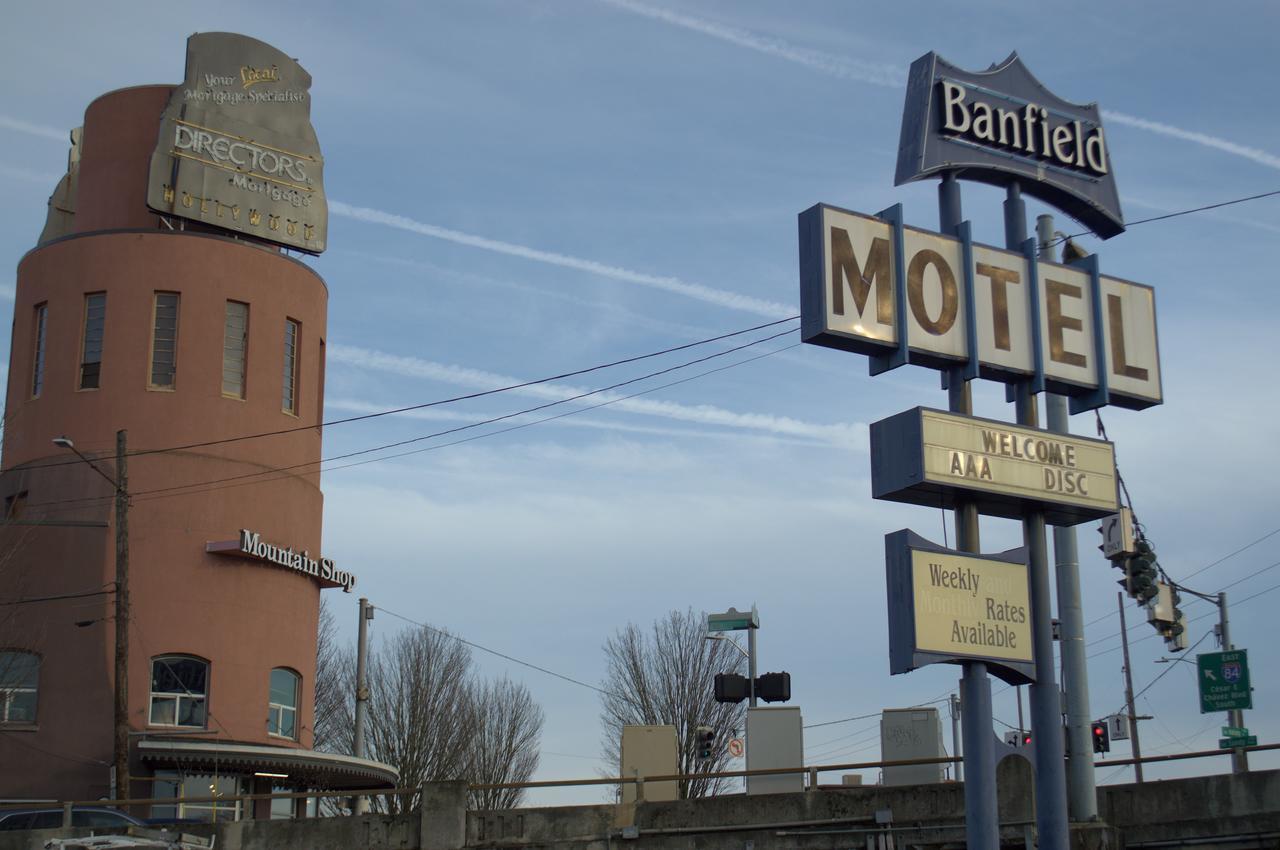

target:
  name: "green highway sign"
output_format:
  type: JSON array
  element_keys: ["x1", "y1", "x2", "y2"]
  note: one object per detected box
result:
[
  {"x1": 1218, "y1": 736, "x2": 1257, "y2": 749},
  {"x1": 1198, "y1": 650, "x2": 1252, "y2": 713},
  {"x1": 1221, "y1": 726, "x2": 1249, "y2": 738}
]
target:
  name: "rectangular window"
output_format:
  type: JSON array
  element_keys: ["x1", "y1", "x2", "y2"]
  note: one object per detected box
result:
[
  {"x1": 222, "y1": 301, "x2": 249, "y2": 398},
  {"x1": 79, "y1": 293, "x2": 106, "y2": 390},
  {"x1": 31, "y1": 303, "x2": 47, "y2": 398},
  {"x1": 282, "y1": 319, "x2": 299, "y2": 415},
  {"x1": 150, "y1": 293, "x2": 180, "y2": 389},
  {"x1": 316, "y1": 338, "x2": 326, "y2": 427}
]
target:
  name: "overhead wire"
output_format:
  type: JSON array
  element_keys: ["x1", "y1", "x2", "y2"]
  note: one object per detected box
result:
[
  {"x1": 20, "y1": 326, "x2": 800, "y2": 513},
  {"x1": 1050, "y1": 187, "x2": 1280, "y2": 247},
  {"x1": 5, "y1": 316, "x2": 800, "y2": 476}
]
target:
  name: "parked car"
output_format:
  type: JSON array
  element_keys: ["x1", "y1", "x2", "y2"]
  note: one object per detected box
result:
[{"x1": 0, "y1": 806, "x2": 146, "y2": 831}]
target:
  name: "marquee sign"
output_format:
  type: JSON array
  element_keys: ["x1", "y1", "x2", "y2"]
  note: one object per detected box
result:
[
  {"x1": 870, "y1": 407, "x2": 1119, "y2": 525},
  {"x1": 206, "y1": 529, "x2": 355, "y2": 591},
  {"x1": 895, "y1": 52, "x2": 1124, "y2": 239},
  {"x1": 147, "y1": 33, "x2": 327, "y2": 253},
  {"x1": 886, "y1": 529, "x2": 1033, "y2": 685},
  {"x1": 798, "y1": 203, "x2": 1161, "y2": 412}
]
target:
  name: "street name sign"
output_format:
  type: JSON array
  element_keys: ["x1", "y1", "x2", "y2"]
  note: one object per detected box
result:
[
  {"x1": 885, "y1": 529, "x2": 1034, "y2": 685},
  {"x1": 1221, "y1": 726, "x2": 1249, "y2": 738},
  {"x1": 870, "y1": 407, "x2": 1119, "y2": 526},
  {"x1": 708, "y1": 607, "x2": 758, "y2": 633},
  {"x1": 1218, "y1": 736, "x2": 1257, "y2": 749},
  {"x1": 1198, "y1": 650, "x2": 1252, "y2": 713}
]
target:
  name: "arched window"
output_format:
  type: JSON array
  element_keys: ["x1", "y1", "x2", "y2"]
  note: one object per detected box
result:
[
  {"x1": 0, "y1": 651, "x2": 39, "y2": 724},
  {"x1": 267, "y1": 668, "x2": 299, "y2": 739},
  {"x1": 150, "y1": 655, "x2": 208, "y2": 728}
]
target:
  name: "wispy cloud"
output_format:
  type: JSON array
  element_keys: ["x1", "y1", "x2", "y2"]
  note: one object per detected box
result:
[
  {"x1": 598, "y1": 0, "x2": 1280, "y2": 174},
  {"x1": 0, "y1": 115, "x2": 67, "y2": 142},
  {"x1": 325, "y1": 398, "x2": 825, "y2": 446},
  {"x1": 597, "y1": 0, "x2": 901, "y2": 88},
  {"x1": 0, "y1": 283, "x2": 14, "y2": 302},
  {"x1": 346, "y1": 249, "x2": 717, "y2": 339},
  {"x1": 327, "y1": 343, "x2": 861, "y2": 446},
  {"x1": 1103, "y1": 110, "x2": 1280, "y2": 172},
  {"x1": 329, "y1": 200, "x2": 793, "y2": 319}
]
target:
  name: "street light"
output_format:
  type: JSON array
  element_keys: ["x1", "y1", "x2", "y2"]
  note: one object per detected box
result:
[
  {"x1": 53, "y1": 431, "x2": 130, "y2": 804},
  {"x1": 704, "y1": 634, "x2": 749, "y2": 661}
]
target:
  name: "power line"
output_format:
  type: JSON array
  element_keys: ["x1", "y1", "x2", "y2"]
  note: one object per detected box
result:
[
  {"x1": 1052, "y1": 187, "x2": 1280, "y2": 246},
  {"x1": 1113, "y1": 630, "x2": 1212, "y2": 715},
  {"x1": 1083, "y1": 525, "x2": 1280, "y2": 630},
  {"x1": 6, "y1": 316, "x2": 800, "y2": 476},
  {"x1": 377, "y1": 606, "x2": 620, "y2": 702},
  {"x1": 23, "y1": 327, "x2": 799, "y2": 514},
  {"x1": 0, "y1": 586, "x2": 114, "y2": 606}
]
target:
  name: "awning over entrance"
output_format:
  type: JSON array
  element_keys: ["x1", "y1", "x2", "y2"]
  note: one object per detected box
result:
[{"x1": 137, "y1": 739, "x2": 398, "y2": 789}]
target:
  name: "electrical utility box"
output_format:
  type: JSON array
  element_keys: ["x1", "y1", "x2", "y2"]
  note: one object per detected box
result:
[
  {"x1": 880, "y1": 708, "x2": 946, "y2": 786},
  {"x1": 620, "y1": 725, "x2": 679, "y2": 803},
  {"x1": 746, "y1": 706, "x2": 804, "y2": 795}
]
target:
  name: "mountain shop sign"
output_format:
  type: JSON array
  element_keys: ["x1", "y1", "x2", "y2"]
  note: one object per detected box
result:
[
  {"x1": 798, "y1": 204, "x2": 1161, "y2": 412},
  {"x1": 206, "y1": 529, "x2": 355, "y2": 591}
]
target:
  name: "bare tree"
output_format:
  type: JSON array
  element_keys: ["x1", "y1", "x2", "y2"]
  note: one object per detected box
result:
[
  {"x1": 311, "y1": 598, "x2": 351, "y2": 754},
  {"x1": 598, "y1": 608, "x2": 747, "y2": 798},
  {"x1": 466, "y1": 676, "x2": 544, "y2": 810},
  {"x1": 364, "y1": 626, "x2": 474, "y2": 813}
]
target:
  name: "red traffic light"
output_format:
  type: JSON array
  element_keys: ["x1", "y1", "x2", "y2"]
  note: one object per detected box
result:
[{"x1": 1091, "y1": 721, "x2": 1110, "y2": 753}]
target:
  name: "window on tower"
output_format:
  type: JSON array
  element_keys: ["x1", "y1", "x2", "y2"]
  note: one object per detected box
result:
[
  {"x1": 149, "y1": 655, "x2": 208, "y2": 728},
  {"x1": 282, "y1": 319, "x2": 299, "y2": 415},
  {"x1": 31, "y1": 303, "x2": 47, "y2": 398},
  {"x1": 149, "y1": 292, "x2": 180, "y2": 389},
  {"x1": 79, "y1": 293, "x2": 106, "y2": 389},
  {"x1": 222, "y1": 301, "x2": 249, "y2": 398}
]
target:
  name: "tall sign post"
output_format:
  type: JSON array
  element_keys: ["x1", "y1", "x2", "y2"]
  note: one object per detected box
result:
[{"x1": 801, "y1": 51, "x2": 1160, "y2": 850}]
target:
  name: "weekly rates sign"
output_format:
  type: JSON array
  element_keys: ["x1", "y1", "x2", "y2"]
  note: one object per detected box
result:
[
  {"x1": 886, "y1": 530, "x2": 1033, "y2": 684},
  {"x1": 798, "y1": 205, "x2": 1162, "y2": 411}
]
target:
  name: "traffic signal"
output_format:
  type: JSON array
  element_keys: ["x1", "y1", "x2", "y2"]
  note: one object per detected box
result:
[
  {"x1": 1021, "y1": 731, "x2": 1032, "y2": 747},
  {"x1": 1091, "y1": 721, "x2": 1110, "y2": 753},
  {"x1": 1123, "y1": 540, "x2": 1159, "y2": 603},
  {"x1": 755, "y1": 671, "x2": 791, "y2": 703},
  {"x1": 714, "y1": 673, "x2": 750, "y2": 704},
  {"x1": 695, "y1": 726, "x2": 715, "y2": 760}
]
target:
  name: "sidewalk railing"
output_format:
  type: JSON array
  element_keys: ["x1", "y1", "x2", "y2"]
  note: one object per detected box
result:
[{"x1": 4, "y1": 741, "x2": 1274, "y2": 823}]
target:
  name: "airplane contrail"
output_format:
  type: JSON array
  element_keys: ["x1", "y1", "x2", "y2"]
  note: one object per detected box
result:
[{"x1": 598, "y1": 0, "x2": 1280, "y2": 173}]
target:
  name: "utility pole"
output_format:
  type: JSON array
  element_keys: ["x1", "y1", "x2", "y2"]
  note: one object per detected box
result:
[
  {"x1": 1117, "y1": 592, "x2": 1143, "y2": 783},
  {"x1": 352, "y1": 598, "x2": 373, "y2": 814},
  {"x1": 1216, "y1": 593, "x2": 1248, "y2": 774},
  {"x1": 54, "y1": 432, "x2": 130, "y2": 804},
  {"x1": 949, "y1": 691, "x2": 962, "y2": 782},
  {"x1": 113, "y1": 430, "x2": 130, "y2": 805}
]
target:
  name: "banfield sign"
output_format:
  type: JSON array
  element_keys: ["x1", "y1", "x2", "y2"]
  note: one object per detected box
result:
[
  {"x1": 798, "y1": 204, "x2": 1161, "y2": 412},
  {"x1": 895, "y1": 52, "x2": 1123, "y2": 239}
]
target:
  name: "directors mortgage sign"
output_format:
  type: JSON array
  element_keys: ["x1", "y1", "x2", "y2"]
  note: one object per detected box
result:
[{"x1": 798, "y1": 204, "x2": 1161, "y2": 411}]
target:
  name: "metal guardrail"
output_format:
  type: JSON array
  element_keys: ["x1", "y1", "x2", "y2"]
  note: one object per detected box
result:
[{"x1": 4, "y1": 742, "x2": 1274, "y2": 816}]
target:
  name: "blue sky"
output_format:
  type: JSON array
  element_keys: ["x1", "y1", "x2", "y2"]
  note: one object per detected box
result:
[{"x1": 3, "y1": 0, "x2": 1278, "y2": 803}]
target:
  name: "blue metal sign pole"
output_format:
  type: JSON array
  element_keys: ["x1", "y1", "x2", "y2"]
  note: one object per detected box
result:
[
  {"x1": 1037, "y1": 214, "x2": 1099, "y2": 821},
  {"x1": 1011, "y1": 191, "x2": 1070, "y2": 850},
  {"x1": 939, "y1": 173, "x2": 1000, "y2": 850}
]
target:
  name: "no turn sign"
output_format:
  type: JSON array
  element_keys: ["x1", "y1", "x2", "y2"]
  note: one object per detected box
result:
[{"x1": 728, "y1": 738, "x2": 744, "y2": 758}]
